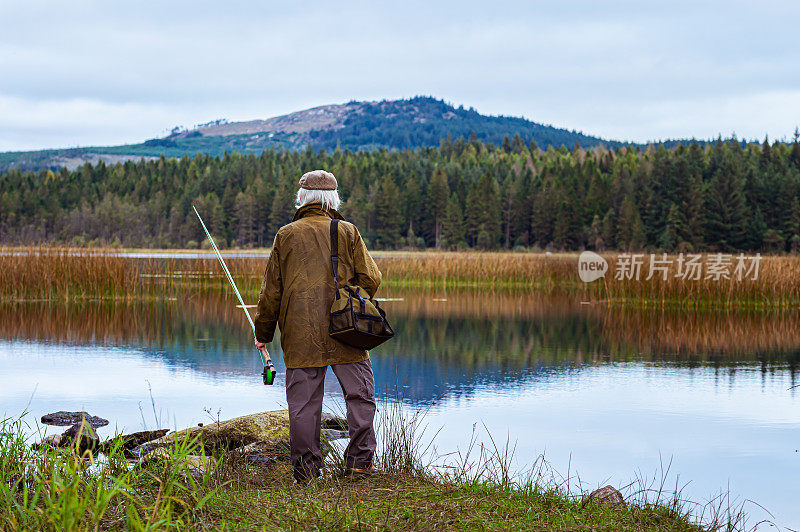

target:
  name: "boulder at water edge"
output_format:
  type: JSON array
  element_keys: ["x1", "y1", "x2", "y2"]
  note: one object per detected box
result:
[
  {"x1": 97, "y1": 429, "x2": 170, "y2": 456},
  {"x1": 41, "y1": 411, "x2": 109, "y2": 428},
  {"x1": 61, "y1": 420, "x2": 100, "y2": 453},
  {"x1": 586, "y1": 485, "x2": 625, "y2": 507},
  {"x1": 135, "y1": 410, "x2": 348, "y2": 462}
]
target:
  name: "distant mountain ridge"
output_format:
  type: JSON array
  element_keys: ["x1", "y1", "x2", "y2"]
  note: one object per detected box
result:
[
  {"x1": 177, "y1": 96, "x2": 617, "y2": 151},
  {"x1": 1, "y1": 96, "x2": 620, "y2": 171}
]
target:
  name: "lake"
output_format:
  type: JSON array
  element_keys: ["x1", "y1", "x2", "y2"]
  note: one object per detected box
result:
[{"x1": 1, "y1": 290, "x2": 798, "y2": 529}]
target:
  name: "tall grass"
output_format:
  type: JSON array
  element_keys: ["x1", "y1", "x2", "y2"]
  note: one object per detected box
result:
[
  {"x1": 379, "y1": 251, "x2": 800, "y2": 308},
  {"x1": 0, "y1": 415, "x2": 222, "y2": 531},
  {"x1": 594, "y1": 252, "x2": 800, "y2": 309},
  {"x1": 376, "y1": 251, "x2": 577, "y2": 290},
  {"x1": 4, "y1": 247, "x2": 800, "y2": 307},
  {"x1": 0, "y1": 246, "x2": 263, "y2": 301}
]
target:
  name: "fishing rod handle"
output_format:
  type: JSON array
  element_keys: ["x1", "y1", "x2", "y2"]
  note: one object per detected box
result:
[
  {"x1": 258, "y1": 346, "x2": 276, "y2": 385},
  {"x1": 257, "y1": 345, "x2": 270, "y2": 359}
]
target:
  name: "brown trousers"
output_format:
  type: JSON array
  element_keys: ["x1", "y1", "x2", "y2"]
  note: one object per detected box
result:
[{"x1": 285, "y1": 359, "x2": 376, "y2": 481}]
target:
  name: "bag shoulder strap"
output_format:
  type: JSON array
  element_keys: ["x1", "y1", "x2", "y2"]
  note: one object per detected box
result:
[{"x1": 330, "y1": 219, "x2": 339, "y2": 291}]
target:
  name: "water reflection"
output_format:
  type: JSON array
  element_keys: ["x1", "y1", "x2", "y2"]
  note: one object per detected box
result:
[
  {"x1": 2, "y1": 291, "x2": 799, "y2": 403},
  {"x1": 1, "y1": 290, "x2": 799, "y2": 527}
]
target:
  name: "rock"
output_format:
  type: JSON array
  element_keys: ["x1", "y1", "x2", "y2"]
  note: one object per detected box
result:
[
  {"x1": 134, "y1": 410, "x2": 350, "y2": 461},
  {"x1": 322, "y1": 413, "x2": 348, "y2": 431},
  {"x1": 122, "y1": 429, "x2": 170, "y2": 449},
  {"x1": 61, "y1": 420, "x2": 100, "y2": 453},
  {"x1": 234, "y1": 440, "x2": 290, "y2": 463},
  {"x1": 41, "y1": 411, "x2": 109, "y2": 428},
  {"x1": 31, "y1": 433, "x2": 62, "y2": 449},
  {"x1": 322, "y1": 429, "x2": 349, "y2": 441},
  {"x1": 242, "y1": 454, "x2": 279, "y2": 465},
  {"x1": 138, "y1": 410, "x2": 293, "y2": 456},
  {"x1": 98, "y1": 429, "x2": 170, "y2": 456},
  {"x1": 183, "y1": 454, "x2": 217, "y2": 475},
  {"x1": 586, "y1": 485, "x2": 625, "y2": 507},
  {"x1": 234, "y1": 431, "x2": 344, "y2": 465},
  {"x1": 139, "y1": 447, "x2": 218, "y2": 476}
]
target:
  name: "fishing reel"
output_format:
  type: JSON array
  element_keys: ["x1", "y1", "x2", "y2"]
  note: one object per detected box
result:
[{"x1": 262, "y1": 360, "x2": 276, "y2": 385}]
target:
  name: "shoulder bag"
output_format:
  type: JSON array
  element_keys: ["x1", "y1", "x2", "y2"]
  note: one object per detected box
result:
[{"x1": 328, "y1": 219, "x2": 394, "y2": 349}]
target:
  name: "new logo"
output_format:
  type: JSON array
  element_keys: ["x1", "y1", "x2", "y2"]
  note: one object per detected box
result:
[{"x1": 578, "y1": 251, "x2": 608, "y2": 282}]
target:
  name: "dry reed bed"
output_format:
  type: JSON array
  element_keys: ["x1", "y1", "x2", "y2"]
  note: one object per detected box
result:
[
  {"x1": 376, "y1": 251, "x2": 576, "y2": 290},
  {"x1": 596, "y1": 253, "x2": 800, "y2": 309},
  {"x1": 379, "y1": 251, "x2": 800, "y2": 308},
  {"x1": 3, "y1": 247, "x2": 800, "y2": 308},
  {"x1": 0, "y1": 247, "x2": 263, "y2": 300}
]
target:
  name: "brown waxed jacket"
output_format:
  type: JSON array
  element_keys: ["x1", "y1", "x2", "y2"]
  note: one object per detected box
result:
[{"x1": 253, "y1": 203, "x2": 382, "y2": 368}]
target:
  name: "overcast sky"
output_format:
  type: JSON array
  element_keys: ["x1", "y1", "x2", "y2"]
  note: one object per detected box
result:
[{"x1": 1, "y1": 0, "x2": 799, "y2": 151}]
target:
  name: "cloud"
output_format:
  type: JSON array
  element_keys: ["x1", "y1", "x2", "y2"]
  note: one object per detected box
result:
[
  {"x1": 1, "y1": 0, "x2": 799, "y2": 150},
  {"x1": 0, "y1": 95, "x2": 193, "y2": 151}
]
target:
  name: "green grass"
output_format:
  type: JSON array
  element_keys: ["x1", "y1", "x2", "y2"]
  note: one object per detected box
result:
[
  {"x1": 1, "y1": 412, "x2": 750, "y2": 531},
  {"x1": 204, "y1": 467, "x2": 706, "y2": 531},
  {"x1": 1, "y1": 415, "x2": 222, "y2": 531}
]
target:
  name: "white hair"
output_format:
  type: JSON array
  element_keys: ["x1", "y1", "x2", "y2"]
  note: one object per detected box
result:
[{"x1": 295, "y1": 188, "x2": 342, "y2": 211}]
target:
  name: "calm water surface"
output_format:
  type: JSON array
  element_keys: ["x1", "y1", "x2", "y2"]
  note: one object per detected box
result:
[{"x1": 1, "y1": 292, "x2": 798, "y2": 529}]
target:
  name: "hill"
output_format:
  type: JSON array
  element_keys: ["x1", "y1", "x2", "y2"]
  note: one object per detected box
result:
[{"x1": 0, "y1": 96, "x2": 618, "y2": 172}]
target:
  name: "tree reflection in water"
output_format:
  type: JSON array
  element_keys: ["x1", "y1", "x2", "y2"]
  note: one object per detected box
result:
[{"x1": 1, "y1": 289, "x2": 798, "y2": 404}]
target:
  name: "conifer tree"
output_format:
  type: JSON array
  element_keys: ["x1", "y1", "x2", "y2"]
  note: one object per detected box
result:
[
  {"x1": 785, "y1": 197, "x2": 800, "y2": 244},
  {"x1": 644, "y1": 145, "x2": 673, "y2": 246},
  {"x1": 663, "y1": 203, "x2": 682, "y2": 250},
  {"x1": 341, "y1": 182, "x2": 369, "y2": 234},
  {"x1": 553, "y1": 196, "x2": 581, "y2": 250},
  {"x1": 618, "y1": 197, "x2": 646, "y2": 250},
  {"x1": 500, "y1": 176, "x2": 516, "y2": 248},
  {"x1": 473, "y1": 173, "x2": 501, "y2": 248},
  {"x1": 372, "y1": 176, "x2": 403, "y2": 248},
  {"x1": 428, "y1": 168, "x2": 449, "y2": 249},
  {"x1": 745, "y1": 207, "x2": 766, "y2": 251},
  {"x1": 530, "y1": 186, "x2": 554, "y2": 247},
  {"x1": 791, "y1": 128, "x2": 800, "y2": 171},
  {"x1": 601, "y1": 208, "x2": 616, "y2": 250},
  {"x1": 442, "y1": 196, "x2": 466, "y2": 249},
  {"x1": 234, "y1": 191, "x2": 257, "y2": 247},
  {"x1": 511, "y1": 169, "x2": 534, "y2": 245},
  {"x1": 704, "y1": 149, "x2": 749, "y2": 250},
  {"x1": 464, "y1": 184, "x2": 481, "y2": 247},
  {"x1": 268, "y1": 174, "x2": 296, "y2": 238},
  {"x1": 404, "y1": 174, "x2": 422, "y2": 237}
]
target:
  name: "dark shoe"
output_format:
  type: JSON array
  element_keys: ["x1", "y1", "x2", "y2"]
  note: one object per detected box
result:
[{"x1": 293, "y1": 461, "x2": 320, "y2": 484}]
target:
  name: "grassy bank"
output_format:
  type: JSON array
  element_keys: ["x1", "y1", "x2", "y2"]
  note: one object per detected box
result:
[
  {"x1": 2, "y1": 246, "x2": 799, "y2": 308},
  {"x1": 1, "y1": 413, "x2": 738, "y2": 531}
]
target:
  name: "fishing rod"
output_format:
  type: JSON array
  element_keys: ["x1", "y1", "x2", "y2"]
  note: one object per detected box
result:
[{"x1": 192, "y1": 205, "x2": 276, "y2": 385}]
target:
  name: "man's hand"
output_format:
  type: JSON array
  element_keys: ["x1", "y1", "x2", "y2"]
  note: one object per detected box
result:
[{"x1": 255, "y1": 338, "x2": 267, "y2": 350}]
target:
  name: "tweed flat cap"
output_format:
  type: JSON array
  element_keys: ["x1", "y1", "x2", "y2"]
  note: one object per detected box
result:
[{"x1": 298, "y1": 170, "x2": 338, "y2": 190}]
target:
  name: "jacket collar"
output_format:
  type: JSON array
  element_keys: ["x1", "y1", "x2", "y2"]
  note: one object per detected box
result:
[{"x1": 292, "y1": 203, "x2": 345, "y2": 222}]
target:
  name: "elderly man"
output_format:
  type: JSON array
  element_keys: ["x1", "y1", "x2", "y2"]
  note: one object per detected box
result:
[{"x1": 254, "y1": 170, "x2": 382, "y2": 482}]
